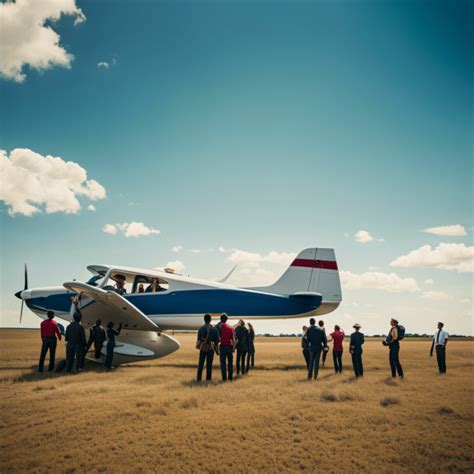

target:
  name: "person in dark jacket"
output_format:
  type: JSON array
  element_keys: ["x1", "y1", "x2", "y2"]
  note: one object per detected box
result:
[
  {"x1": 383, "y1": 318, "x2": 404, "y2": 378},
  {"x1": 65, "y1": 311, "x2": 87, "y2": 373},
  {"x1": 318, "y1": 320, "x2": 328, "y2": 367},
  {"x1": 349, "y1": 323, "x2": 364, "y2": 377},
  {"x1": 38, "y1": 310, "x2": 62, "y2": 373},
  {"x1": 301, "y1": 325, "x2": 310, "y2": 369},
  {"x1": 246, "y1": 323, "x2": 255, "y2": 371},
  {"x1": 306, "y1": 318, "x2": 328, "y2": 380},
  {"x1": 105, "y1": 321, "x2": 122, "y2": 370},
  {"x1": 86, "y1": 319, "x2": 106, "y2": 359},
  {"x1": 234, "y1": 319, "x2": 249, "y2": 375},
  {"x1": 196, "y1": 314, "x2": 219, "y2": 381}
]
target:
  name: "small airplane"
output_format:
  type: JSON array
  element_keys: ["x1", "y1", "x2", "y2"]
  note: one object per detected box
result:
[{"x1": 15, "y1": 247, "x2": 342, "y2": 365}]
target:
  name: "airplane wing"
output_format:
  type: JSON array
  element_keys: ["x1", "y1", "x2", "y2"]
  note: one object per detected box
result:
[{"x1": 63, "y1": 281, "x2": 160, "y2": 331}]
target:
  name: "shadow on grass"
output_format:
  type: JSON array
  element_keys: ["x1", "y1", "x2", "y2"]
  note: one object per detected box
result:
[{"x1": 7, "y1": 360, "x2": 109, "y2": 384}]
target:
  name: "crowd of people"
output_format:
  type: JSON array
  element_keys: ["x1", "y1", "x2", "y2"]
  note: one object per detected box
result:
[{"x1": 37, "y1": 309, "x2": 450, "y2": 379}]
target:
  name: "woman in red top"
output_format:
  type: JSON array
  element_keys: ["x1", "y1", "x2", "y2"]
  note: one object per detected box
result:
[{"x1": 329, "y1": 325, "x2": 345, "y2": 373}]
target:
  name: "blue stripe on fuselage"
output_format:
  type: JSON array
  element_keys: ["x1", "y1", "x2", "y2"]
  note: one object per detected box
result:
[
  {"x1": 26, "y1": 292, "x2": 73, "y2": 313},
  {"x1": 126, "y1": 289, "x2": 321, "y2": 316}
]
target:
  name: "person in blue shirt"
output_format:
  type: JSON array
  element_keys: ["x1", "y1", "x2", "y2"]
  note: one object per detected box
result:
[
  {"x1": 306, "y1": 318, "x2": 328, "y2": 380},
  {"x1": 349, "y1": 323, "x2": 364, "y2": 377}
]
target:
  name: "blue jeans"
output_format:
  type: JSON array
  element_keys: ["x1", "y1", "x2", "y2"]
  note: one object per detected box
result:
[
  {"x1": 219, "y1": 346, "x2": 233, "y2": 381},
  {"x1": 105, "y1": 341, "x2": 115, "y2": 369}
]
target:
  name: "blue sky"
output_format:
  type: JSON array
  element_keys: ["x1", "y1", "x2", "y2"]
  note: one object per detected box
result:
[{"x1": 0, "y1": 0, "x2": 472, "y2": 335}]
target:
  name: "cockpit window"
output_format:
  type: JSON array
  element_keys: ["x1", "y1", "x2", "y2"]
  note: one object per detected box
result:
[
  {"x1": 133, "y1": 275, "x2": 169, "y2": 293},
  {"x1": 86, "y1": 275, "x2": 104, "y2": 287}
]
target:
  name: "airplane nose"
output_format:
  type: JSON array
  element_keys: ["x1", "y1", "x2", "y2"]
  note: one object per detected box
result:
[{"x1": 15, "y1": 290, "x2": 22, "y2": 300}]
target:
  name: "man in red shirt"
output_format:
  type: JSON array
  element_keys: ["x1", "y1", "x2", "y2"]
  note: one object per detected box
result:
[
  {"x1": 329, "y1": 324, "x2": 345, "y2": 373},
  {"x1": 218, "y1": 313, "x2": 235, "y2": 382},
  {"x1": 38, "y1": 311, "x2": 62, "y2": 373}
]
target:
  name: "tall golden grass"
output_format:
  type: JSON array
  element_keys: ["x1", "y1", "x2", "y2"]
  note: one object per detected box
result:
[{"x1": 0, "y1": 329, "x2": 473, "y2": 473}]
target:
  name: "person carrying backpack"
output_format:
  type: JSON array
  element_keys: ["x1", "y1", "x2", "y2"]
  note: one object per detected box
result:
[{"x1": 383, "y1": 318, "x2": 404, "y2": 379}]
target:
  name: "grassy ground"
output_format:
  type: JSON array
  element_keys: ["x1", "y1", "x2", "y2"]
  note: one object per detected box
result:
[{"x1": 0, "y1": 329, "x2": 473, "y2": 473}]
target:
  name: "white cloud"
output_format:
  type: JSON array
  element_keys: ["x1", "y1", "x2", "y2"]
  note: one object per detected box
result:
[
  {"x1": 172, "y1": 245, "x2": 183, "y2": 253},
  {"x1": 97, "y1": 61, "x2": 109, "y2": 69},
  {"x1": 227, "y1": 249, "x2": 296, "y2": 267},
  {"x1": 423, "y1": 278, "x2": 434, "y2": 285},
  {"x1": 189, "y1": 249, "x2": 201, "y2": 254},
  {"x1": 390, "y1": 243, "x2": 474, "y2": 273},
  {"x1": 164, "y1": 260, "x2": 185, "y2": 273},
  {"x1": 422, "y1": 224, "x2": 467, "y2": 237},
  {"x1": 341, "y1": 270, "x2": 420, "y2": 293},
  {"x1": 0, "y1": 148, "x2": 106, "y2": 216},
  {"x1": 460, "y1": 298, "x2": 471, "y2": 304},
  {"x1": 102, "y1": 224, "x2": 117, "y2": 235},
  {"x1": 102, "y1": 222, "x2": 160, "y2": 238},
  {"x1": 0, "y1": 0, "x2": 85, "y2": 83},
  {"x1": 218, "y1": 246, "x2": 228, "y2": 253},
  {"x1": 354, "y1": 230, "x2": 384, "y2": 244},
  {"x1": 87, "y1": 204, "x2": 96, "y2": 212},
  {"x1": 420, "y1": 291, "x2": 452, "y2": 301}
]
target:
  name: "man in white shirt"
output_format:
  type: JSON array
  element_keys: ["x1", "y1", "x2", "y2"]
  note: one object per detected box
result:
[{"x1": 430, "y1": 322, "x2": 448, "y2": 374}]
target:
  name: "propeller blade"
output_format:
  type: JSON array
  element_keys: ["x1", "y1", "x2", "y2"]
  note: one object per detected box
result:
[
  {"x1": 24, "y1": 263, "x2": 28, "y2": 290},
  {"x1": 20, "y1": 300, "x2": 24, "y2": 324}
]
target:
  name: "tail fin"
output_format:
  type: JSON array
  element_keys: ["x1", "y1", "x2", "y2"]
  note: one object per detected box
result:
[{"x1": 250, "y1": 248, "x2": 342, "y2": 302}]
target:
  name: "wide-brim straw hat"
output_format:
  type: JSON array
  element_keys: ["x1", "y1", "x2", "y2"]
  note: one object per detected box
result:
[{"x1": 353, "y1": 323, "x2": 361, "y2": 329}]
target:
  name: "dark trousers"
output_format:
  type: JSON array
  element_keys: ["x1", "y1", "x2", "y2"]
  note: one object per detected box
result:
[
  {"x1": 236, "y1": 348, "x2": 247, "y2": 375},
  {"x1": 38, "y1": 337, "x2": 57, "y2": 372},
  {"x1": 246, "y1": 352, "x2": 255, "y2": 371},
  {"x1": 302, "y1": 349, "x2": 310, "y2": 369},
  {"x1": 105, "y1": 341, "x2": 115, "y2": 369},
  {"x1": 436, "y1": 345, "x2": 446, "y2": 373},
  {"x1": 322, "y1": 349, "x2": 328, "y2": 365},
  {"x1": 197, "y1": 350, "x2": 214, "y2": 381},
  {"x1": 352, "y1": 353, "x2": 363, "y2": 377},
  {"x1": 219, "y1": 345, "x2": 233, "y2": 381},
  {"x1": 93, "y1": 342, "x2": 103, "y2": 359},
  {"x1": 66, "y1": 344, "x2": 84, "y2": 372},
  {"x1": 333, "y1": 350, "x2": 343, "y2": 373},
  {"x1": 308, "y1": 350, "x2": 322, "y2": 379},
  {"x1": 389, "y1": 345, "x2": 404, "y2": 377}
]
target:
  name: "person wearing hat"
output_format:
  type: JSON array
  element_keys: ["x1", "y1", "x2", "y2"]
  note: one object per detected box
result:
[
  {"x1": 430, "y1": 322, "x2": 448, "y2": 373},
  {"x1": 112, "y1": 274, "x2": 127, "y2": 295},
  {"x1": 349, "y1": 323, "x2": 364, "y2": 377}
]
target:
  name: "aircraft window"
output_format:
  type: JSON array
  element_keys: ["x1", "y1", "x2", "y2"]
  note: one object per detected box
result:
[
  {"x1": 86, "y1": 275, "x2": 104, "y2": 287},
  {"x1": 133, "y1": 275, "x2": 169, "y2": 294}
]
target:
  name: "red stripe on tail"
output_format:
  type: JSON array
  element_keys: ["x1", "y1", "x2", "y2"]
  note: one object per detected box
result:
[{"x1": 291, "y1": 259, "x2": 338, "y2": 270}]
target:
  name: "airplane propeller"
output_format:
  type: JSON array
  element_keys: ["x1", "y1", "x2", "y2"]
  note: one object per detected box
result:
[{"x1": 14, "y1": 263, "x2": 28, "y2": 324}]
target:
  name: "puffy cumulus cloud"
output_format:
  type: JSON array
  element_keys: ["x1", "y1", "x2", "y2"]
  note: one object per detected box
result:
[
  {"x1": 341, "y1": 271, "x2": 420, "y2": 293},
  {"x1": 87, "y1": 204, "x2": 96, "y2": 212},
  {"x1": 354, "y1": 230, "x2": 384, "y2": 244},
  {"x1": 422, "y1": 224, "x2": 467, "y2": 237},
  {"x1": 172, "y1": 245, "x2": 183, "y2": 253},
  {"x1": 227, "y1": 249, "x2": 296, "y2": 267},
  {"x1": 97, "y1": 61, "x2": 109, "y2": 69},
  {"x1": 0, "y1": 148, "x2": 106, "y2": 216},
  {"x1": 0, "y1": 0, "x2": 85, "y2": 83},
  {"x1": 423, "y1": 278, "x2": 434, "y2": 285},
  {"x1": 164, "y1": 260, "x2": 185, "y2": 273},
  {"x1": 390, "y1": 243, "x2": 474, "y2": 273},
  {"x1": 102, "y1": 222, "x2": 160, "y2": 238},
  {"x1": 420, "y1": 291, "x2": 452, "y2": 301}
]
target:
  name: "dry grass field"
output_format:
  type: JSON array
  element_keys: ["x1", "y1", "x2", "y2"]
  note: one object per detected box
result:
[{"x1": 0, "y1": 329, "x2": 473, "y2": 473}]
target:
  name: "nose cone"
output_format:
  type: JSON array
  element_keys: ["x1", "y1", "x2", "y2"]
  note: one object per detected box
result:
[{"x1": 14, "y1": 290, "x2": 22, "y2": 300}]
